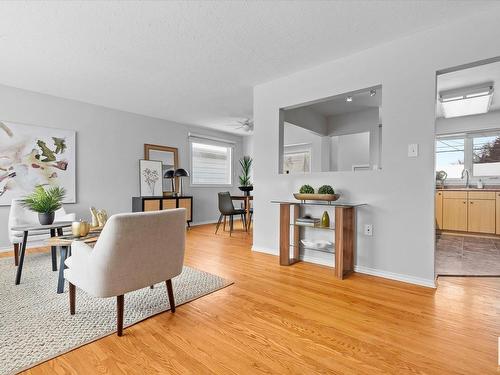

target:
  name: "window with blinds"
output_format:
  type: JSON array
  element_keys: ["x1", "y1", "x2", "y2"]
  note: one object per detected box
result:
[{"x1": 190, "y1": 141, "x2": 233, "y2": 185}]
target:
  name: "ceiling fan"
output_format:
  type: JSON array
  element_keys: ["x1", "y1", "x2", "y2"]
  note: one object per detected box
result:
[{"x1": 227, "y1": 119, "x2": 254, "y2": 132}]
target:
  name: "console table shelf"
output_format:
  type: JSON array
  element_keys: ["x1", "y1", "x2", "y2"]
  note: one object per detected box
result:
[{"x1": 272, "y1": 200, "x2": 365, "y2": 279}]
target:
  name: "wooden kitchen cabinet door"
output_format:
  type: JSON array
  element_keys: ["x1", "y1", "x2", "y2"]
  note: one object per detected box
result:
[
  {"x1": 468, "y1": 199, "x2": 495, "y2": 234},
  {"x1": 442, "y1": 198, "x2": 467, "y2": 231},
  {"x1": 435, "y1": 191, "x2": 443, "y2": 230},
  {"x1": 496, "y1": 193, "x2": 500, "y2": 234}
]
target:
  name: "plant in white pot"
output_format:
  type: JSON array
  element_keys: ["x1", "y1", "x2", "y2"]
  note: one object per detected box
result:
[
  {"x1": 21, "y1": 185, "x2": 66, "y2": 225},
  {"x1": 238, "y1": 156, "x2": 253, "y2": 196}
]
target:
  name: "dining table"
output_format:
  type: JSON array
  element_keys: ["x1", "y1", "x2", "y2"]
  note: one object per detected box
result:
[
  {"x1": 231, "y1": 195, "x2": 253, "y2": 231},
  {"x1": 11, "y1": 221, "x2": 73, "y2": 287}
]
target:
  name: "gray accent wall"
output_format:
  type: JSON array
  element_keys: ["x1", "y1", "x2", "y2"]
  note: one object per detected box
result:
[{"x1": 0, "y1": 84, "x2": 243, "y2": 248}]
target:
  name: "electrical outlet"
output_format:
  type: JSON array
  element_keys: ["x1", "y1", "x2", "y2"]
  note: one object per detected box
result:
[{"x1": 364, "y1": 224, "x2": 373, "y2": 236}]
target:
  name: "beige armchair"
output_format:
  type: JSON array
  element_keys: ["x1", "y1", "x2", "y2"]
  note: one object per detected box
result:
[{"x1": 64, "y1": 209, "x2": 186, "y2": 336}]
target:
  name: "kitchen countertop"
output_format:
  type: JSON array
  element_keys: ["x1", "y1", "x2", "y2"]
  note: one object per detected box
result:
[{"x1": 436, "y1": 187, "x2": 500, "y2": 192}]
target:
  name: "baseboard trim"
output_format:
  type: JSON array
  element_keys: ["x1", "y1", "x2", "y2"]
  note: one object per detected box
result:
[
  {"x1": 0, "y1": 240, "x2": 47, "y2": 253},
  {"x1": 251, "y1": 246, "x2": 435, "y2": 288},
  {"x1": 354, "y1": 265, "x2": 436, "y2": 288},
  {"x1": 191, "y1": 219, "x2": 245, "y2": 227},
  {"x1": 251, "y1": 245, "x2": 277, "y2": 256},
  {"x1": 190, "y1": 220, "x2": 218, "y2": 226}
]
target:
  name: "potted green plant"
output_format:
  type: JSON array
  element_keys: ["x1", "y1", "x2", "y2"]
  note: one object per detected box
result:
[
  {"x1": 238, "y1": 156, "x2": 253, "y2": 196},
  {"x1": 21, "y1": 185, "x2": 66, "y2": 225}
]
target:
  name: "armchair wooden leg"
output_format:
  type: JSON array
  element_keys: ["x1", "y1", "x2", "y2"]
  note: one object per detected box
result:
[
  {"x1": 117, "y1": 295, "x2": 124, "y2": 336},
  {"x1": 69, "y1": 282, "x2": 76, "y2": 315},
  {"x1": 13, "y1": 244, "x2": 19, "y2": 266},
  {"x1": 166, "y1": 279, "x2": 175, "y2": 313}
]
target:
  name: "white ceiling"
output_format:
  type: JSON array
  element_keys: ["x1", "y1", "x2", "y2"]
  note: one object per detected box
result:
[
  {"x1": 437, "y1": 61, "x2": 500, "y2": 118},
  {"x1": 0, "y1": 1, "x2": 498, "y2": 135}
]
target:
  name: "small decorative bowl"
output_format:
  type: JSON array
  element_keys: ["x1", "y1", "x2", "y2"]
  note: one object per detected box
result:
[{"x1": 293, "y1": 193, "x2": 340, "y2": 202}]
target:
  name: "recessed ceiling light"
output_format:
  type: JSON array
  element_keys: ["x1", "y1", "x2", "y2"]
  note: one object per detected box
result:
[
  {"x1": 370, "y1": 89, "x2": 376, "y2": 97},
  {"x1": 346, "y1": 96, "x2": 353, "y2": 102}
]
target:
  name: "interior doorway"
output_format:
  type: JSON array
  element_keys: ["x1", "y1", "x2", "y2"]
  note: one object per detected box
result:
[{"x1": 434, "y1": 58, "x2": 500, "y2": 277}]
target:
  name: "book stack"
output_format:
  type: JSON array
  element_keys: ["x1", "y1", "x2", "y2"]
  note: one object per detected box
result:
[{"x1": 295, "y1": 217, "x2": 320, "y2": 227}]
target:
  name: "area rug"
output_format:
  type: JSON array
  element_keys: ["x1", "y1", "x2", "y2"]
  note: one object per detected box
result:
[{"x1": 0, "y1": 252, "x2": 232, "y2": 375}]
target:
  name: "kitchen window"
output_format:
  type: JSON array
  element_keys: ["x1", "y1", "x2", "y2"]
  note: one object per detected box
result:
[
  {"x1": 190, "y1": 137, "x2": 233, "y2": 186},
  {"x1": 436, "y1": 131, "x2": 500, "y2": 180}
]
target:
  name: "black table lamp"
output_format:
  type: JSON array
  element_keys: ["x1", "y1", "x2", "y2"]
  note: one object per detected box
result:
[
  {"x1": 164, "y1": 169, "x2": 175, "y2": 193},
  {"x1": 174, "y1": 168, "x2": 189, "y2": 196}
]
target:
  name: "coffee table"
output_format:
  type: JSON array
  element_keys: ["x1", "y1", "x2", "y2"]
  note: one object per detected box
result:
[
  {"x1": 46, "y1": 228, "x2": 102, "y2": 293},
  {"x1": 11, "y1": 222, "x2": 73, "y2": 287}
]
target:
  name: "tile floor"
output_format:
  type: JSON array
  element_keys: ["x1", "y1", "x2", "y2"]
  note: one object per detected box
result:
[{"x1": 435, "y1": 233, "x2": 500, "y2": 276}]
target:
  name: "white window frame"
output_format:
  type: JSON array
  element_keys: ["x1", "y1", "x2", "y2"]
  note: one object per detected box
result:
[
  {"x1": 436, "y1": 130, "x2": 500, "y2": 183},
  {"x1": 189, "y1": 135, "x2": 234, "y2": 187}
]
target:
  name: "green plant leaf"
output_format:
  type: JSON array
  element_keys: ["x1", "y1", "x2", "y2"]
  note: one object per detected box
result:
[
  {"x1": 20, "y1": 186, "x2": 66, "y2": 213},
  {"x1": 238, "y1": 156, "x2": 253, "y2": 186}
]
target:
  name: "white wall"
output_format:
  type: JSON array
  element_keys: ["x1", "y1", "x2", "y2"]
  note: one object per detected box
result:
[
  {"x1": 436, "y1": 110, "x2": 500, "y2": 135},
  {"x1": 252, "y1": 9, "x2": 500, "y2": 287},
  {"x1": 335, "y1": 132, "x2": 370, "y2": 171},
  {"x1": 284, "y1": 107, "x2": 327, "y2": 135},
  {"x1": 283, "y1": 122, "x2": 327, "y2": 172},
  {"x1": 327, "y1": 107, "x2": 379, "y2": 136},
  {"x1": 328, "y1": 107, "x2": 380, "y2": 170},
  {"x1": 0, "y1": 84, "x2": 243, "y2": 248}
]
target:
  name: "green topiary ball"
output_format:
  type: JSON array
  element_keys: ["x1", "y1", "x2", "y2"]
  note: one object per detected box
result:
[
  {"x1": 299, "y1": 184, "x2": 314, "y2": 194},
  {"x1": 318, "y1": 185, "x2": 335, "y2": 195}
]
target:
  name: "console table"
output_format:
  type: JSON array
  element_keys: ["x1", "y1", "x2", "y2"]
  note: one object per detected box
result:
[
  {"x1": 132, "y1": 196, "x2": 193, "y2": 226},
  {"x1": 271, "y1": 200, "x2": 365, "y2": 279}
]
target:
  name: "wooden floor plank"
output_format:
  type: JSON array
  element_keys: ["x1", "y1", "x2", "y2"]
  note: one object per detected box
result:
[{"x1": 1, "y1": 224, "x2": 498, "y2": 374}]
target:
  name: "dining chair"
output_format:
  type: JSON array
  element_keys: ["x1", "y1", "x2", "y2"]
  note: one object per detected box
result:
[
  {"x1": 64, "y1": 209, "x2": 186, "y2": 336},
  {"x1": 249, "y1": 207, "x2": 254, "y2": 229},
  {"x1": 215, "y1": 192, "x2": 246, "y2": 235}
]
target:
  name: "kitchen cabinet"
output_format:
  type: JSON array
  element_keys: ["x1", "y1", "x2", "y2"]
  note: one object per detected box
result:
[
  {"x1": 468, "y1": 198, "x2": 495, "y2": 234},
  {"x1": 437, "y1": 190, "x2": 497, "y2": 234},
  {"x1": 496, "y1": 193, "x2": 500, "y2": 234},
  {"x1": 435, "y1": 191, "x2": 443, "y2": 230},
  {"x1": 442, "y1": 195, "x2": 467, "y2": 232}
]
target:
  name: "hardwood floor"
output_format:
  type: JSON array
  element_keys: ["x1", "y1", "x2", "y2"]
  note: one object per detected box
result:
[{"x1": 3, "y1": 224, "x2": 500, "y2": 374}]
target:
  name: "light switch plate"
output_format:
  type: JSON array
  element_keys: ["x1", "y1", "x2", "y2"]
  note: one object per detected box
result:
[{"x1": 408, "y1": 143, "x2": 418, "y2": 157}]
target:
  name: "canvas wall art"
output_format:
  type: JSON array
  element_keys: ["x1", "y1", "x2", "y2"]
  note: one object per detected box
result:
[
  {"x1": 139, "y1": 159, "x2": 163, "y2": 197},
  {"x1": 0, "y1": 120, "x2": 76, "y2": 206}
]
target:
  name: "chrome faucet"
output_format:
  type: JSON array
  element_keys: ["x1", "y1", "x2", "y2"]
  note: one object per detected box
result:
[{"x1": 461, "y1": 168, "x2": 470, "y2": 188}]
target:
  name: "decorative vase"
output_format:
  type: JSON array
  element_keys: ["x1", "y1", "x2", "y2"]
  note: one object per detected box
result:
[
  {"x1": 90, "y1": 207, "x2": 99, "y2": 227},
  {"x1": 38, "y1": 212, "x2": 55, "y2": 225},
  {"x1": 238, "y1": 185, "x2": 254, "y2": 196},
  {"x1": 321, "y1": 211, "x2": 330, "y2": 228}
]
